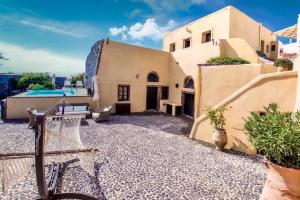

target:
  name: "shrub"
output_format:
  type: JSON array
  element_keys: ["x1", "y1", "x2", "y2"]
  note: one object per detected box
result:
[
  {"x1": 244, "y1": 103, "x2": 300, "y2": 169},
  {"x1": 29, "y1": 84, "x2": 45, "y2": 90},
  {"x1": 71, "y1": 73, "x2": 84, "y2": 84},
  {"x1": 205, "y1": 106, "x2": 227, "y2": 130},
  {"x1": 207, "y1": 56, "x2": 250, "y2": 65},
  {"x1": 41, "y1": 81, "x2": 55, "y2": 89},
  {"x1": 28, "y1": 81, "x2": 54, "y2": 90},
  {"x1": 17, "y1": 73, "x2": 50, "y2": 89},
  {"x1": 274, "y1": 58, "x2": 293, "y2": 70},
  {"x1": 256, "y1": 50, "x2": 267, "y2": 58}
]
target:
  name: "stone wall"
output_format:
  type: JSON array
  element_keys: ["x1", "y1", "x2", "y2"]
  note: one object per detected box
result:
[{"x1": 85, "y1": 39, "x2": 105, "y2": 91}]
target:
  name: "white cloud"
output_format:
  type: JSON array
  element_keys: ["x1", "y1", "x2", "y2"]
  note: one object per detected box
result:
[
  {"x1": 0, "y1": 15, "x2": 100, "y2": 38},
  {"x1": 121, "y1": 32, "x2": 128, "y2": 40},
  {"x1": 109, "y1": 18, "x2": 176, "y2": 41},
  {"x1": 18, "y1": 19, "x2": 100, "y2": 38},
  {"x1": 0, "y1": 41, "x2": 84, "y2": 76},
  {"x1": 127, "y1": 9, "x2": 144, "y2": 19},
  {"x1": 135, "y1": 0, "x2": 207, "y2": 12},
  {"x1": 109, "y1": 26, "x2": 128, "y2": 36}
]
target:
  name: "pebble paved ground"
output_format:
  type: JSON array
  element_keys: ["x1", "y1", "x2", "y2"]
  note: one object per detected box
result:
[{"x1": 0, "y1": 115, "x2": 266, "y2": 200}]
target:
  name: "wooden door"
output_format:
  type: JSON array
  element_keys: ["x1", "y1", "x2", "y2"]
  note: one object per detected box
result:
[
  {"x1": 146, "y1": 87, "x2": 158, "y2": 110},
  {"x1": 183, "y1": 93, "x2": 194, "y2": 117}
]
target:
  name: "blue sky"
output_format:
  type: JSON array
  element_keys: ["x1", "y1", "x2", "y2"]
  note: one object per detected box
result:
[{"x1": 0, "y1": 0, "x2": 299, "y2": 76}]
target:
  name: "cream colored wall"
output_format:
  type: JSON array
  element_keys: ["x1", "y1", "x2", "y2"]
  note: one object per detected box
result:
[
  {"x1": 229, "y1": 7, "x2": 259, "y2": 51},
  {"x1": 6, "y1": 96, "x2": 95, "y2": 119},
  {"x1": 168, "y1": 42, "x2": 220, "y2": 118},
  {"x1": 293, "y1": 55, "x2": 300, "y2": 71},
  {"x1": 199, "y1": 64, "x2": 262, "y2": 115},
  {"x1": 220, "y1": 38, "x2": 259, "y2": 63},
  {"x1": 229, "y1": 6, "x2": 276, "y2": 59},
  {"x1": 261, "y1": 64, "x2": 277, "y2": 74},
  {"x1": 260, "y1": 26, "x2": 276, "y2": 58},
  {"x1": 163, "y1": 7, "x2": 231, "y2": 52},
  {"x1": 159, "y1": 100, "x2": 168, "y2": 113},
  {"x1": 190, "y1": 71, "x2": 297, "y2": 154},
  {"x1": 98, "y1": 41, "x2": 170, "y2": 113},
  {"x1": 293, "y1": 56, "x2": 300, "y2": 110},
  {"x1": 163, "y1": 6, "x2": 276, "y2": 62}
]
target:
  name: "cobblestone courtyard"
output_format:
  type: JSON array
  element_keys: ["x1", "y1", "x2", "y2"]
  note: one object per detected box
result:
[{"x1": 0, "y1": 115, "x2": 266, "y2": 199}]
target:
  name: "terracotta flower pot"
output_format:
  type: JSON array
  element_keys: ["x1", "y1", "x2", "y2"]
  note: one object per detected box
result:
[
  {"x1": 212, "y1": 129, "x2": 227, "y2": 151},
  {"x1": 260, "y1": 161, "x2": 300, "y2": 200},
  {"x1": 277, "y1": 66, "x2": 288, "y2": 72}
]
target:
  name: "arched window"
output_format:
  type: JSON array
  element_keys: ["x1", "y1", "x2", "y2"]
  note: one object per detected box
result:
[
  {"x1": 184, "y1": 76, "x2": 194, "y2": 89},
  {"x1": 147, "y1": 72, "x2": 159, "y2": 82}
]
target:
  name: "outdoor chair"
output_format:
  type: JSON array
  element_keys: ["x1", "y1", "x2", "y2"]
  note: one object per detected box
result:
[
  {"x1": 92, "y1": 106, "x2": 112, "y2": 122},
  {"x1": 26, "y1": 107, "x2": 38, "y2": 128}
]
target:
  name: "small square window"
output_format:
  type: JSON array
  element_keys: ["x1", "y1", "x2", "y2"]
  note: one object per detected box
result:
[
  {"x1": 169, "y1": 43, "x2": 176, "y2": 52},
  {"x1": 271, "y1": 45, "x2": 276, "y2": 51},
  {"x1": 183, "y1": 38, "x2": 191, "y2": 48},
  {"x1": 202, "y1": 31, "x2": 212, "y2": 43},
  {"x1": 162, "y1": 87, "x2": 169, "y2": 100},
  {"x1": 118, "y1": 85, "x2": 130, "y2": 101}
]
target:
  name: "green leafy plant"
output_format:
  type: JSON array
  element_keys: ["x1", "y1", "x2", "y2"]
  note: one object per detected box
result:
[
  {"x1": 207, "y1": 56, "x2": 250, "y2": 65},
  {"x1": 17, "y1": 73, "x2": 51, "y2": 89},
  {"x1": 71, "y1": 73, "x2": 84, "y2": 84},
  {"x1": 41, "y1": 81, "x2": 55, "y2": 89},
  {"x1": 205, "y1": 106, "x2": 227, "y2": 130},
  {"x1": 274, "y1": 58, "x2": 293, "y2": 70},
  {"x1": 29, "y1": 84, "x2": 45, "y2": 90},
  {"x1": 244, "y1": 103, "x2": 300, "y2": 169},
  {"x1": 28, "y1": 81, "x2": 55, "y2": 90},
  {"x1": 256, "y1": 50, "x2": 267, "y2": 58}
]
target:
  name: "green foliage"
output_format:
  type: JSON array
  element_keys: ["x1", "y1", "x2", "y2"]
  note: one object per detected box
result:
[
  {"x1": 41, "y1": 81, "x2": 55, "y2": 89},
  {"x1": 207, "y1": 56, "x2": 250, "y2": 65},
  {"x1": 205, "y1": 106, "x2": 227, "y2": 130},
  {"x1": 17, "y1": 73, "x2": 50, "y2": 89},
  {"x1": 274, "y1": 58, "x2": 293, "y2": 70},
  {"x1": 28, "y1": 82, "x2": 54, "y2": 90},
  {"x1": 244, "y1": 103, "x2": 300, "y2": 169},
  {"x1": 71, "y1": 73, "x2": 84, "y2": 84},
  {"x1": 256, "y1": 50, "x2": 266, "y2": 58},
  {"x1": 29, "y1": 84, "x2": 45, "y2": 90}
]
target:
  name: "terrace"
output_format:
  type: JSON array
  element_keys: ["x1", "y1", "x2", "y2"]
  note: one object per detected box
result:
[{"x1": 0, "y1": 114, "x2": 266, "y2": 199}]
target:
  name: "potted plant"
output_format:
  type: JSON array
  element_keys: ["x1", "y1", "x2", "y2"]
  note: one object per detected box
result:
[
  {"x1": 205, "y1": 106, "x2": 228, "y2": 151},
  {"x1": 274, "y1": 58, "x2": 293, "y2": 72},
  {"x1": 244, "y1": 103, "x2": 300, "y2": 199}
]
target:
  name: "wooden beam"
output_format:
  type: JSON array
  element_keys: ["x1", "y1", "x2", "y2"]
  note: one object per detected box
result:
[{"x1": 0, "y1": 148, "x2": 100, "y2": 160}]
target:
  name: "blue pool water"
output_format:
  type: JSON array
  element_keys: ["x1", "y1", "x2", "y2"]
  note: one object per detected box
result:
[{"x1": 26, "y1": 89, "x2": 75, "y2": 96}]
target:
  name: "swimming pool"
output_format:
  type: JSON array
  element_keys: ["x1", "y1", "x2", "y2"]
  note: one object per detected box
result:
[{"x1": 26, "y1": 89, "x2": 75, "y2": 96}]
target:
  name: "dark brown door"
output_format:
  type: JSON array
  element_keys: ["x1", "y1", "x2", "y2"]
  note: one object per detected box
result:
[
  {"x1": 261, "y1": 40, "x2": 265, "y2": 53},
  {"x1": 183, "y1": 93, "x2": 194, "y2": 117},
  {"x1": 146, "y1": 87, "x2": 158, "y2": 110}
]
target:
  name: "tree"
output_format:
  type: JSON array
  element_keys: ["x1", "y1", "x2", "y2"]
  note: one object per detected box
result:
[
  {"x1": 71, "y1": 73, "x2": 84, "y2": 84},
  {"x1": 17, "y1": 73, "x2": 54, "y2": 90}
]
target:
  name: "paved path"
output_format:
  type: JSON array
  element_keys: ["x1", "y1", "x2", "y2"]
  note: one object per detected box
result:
[{"x1": 0, "y1": 115, "x2": 266, "y2": 199}]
